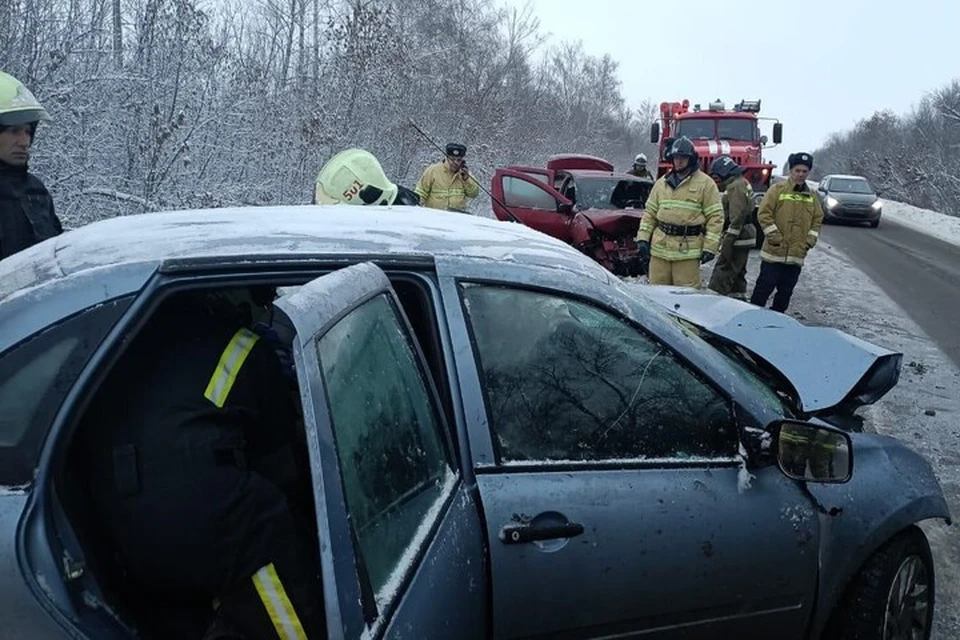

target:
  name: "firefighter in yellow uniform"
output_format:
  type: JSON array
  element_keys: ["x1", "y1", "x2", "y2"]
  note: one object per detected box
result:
[
  {"x1": 414, "y1": 142, "x2": 480, "y2": 212},
  {"x1": 707, "y1": 155, "x2": 757, "y2": 298},
  {"x1": 750, "y1": 152, "x2": 824, "y2": 313},
  {"x1": 636, "y1": 136, "x2": 724, "y2": 288}
]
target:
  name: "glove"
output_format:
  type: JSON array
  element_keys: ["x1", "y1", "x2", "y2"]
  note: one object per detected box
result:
[
  {"x1": 720, "y1": 235, "x2": 735, "y2": 262},
  {"x1": 700, "y1": 251, "x2": 716, "y2": 264},
  {"x1": 636, "y1": 240, "x2": 650, "y2": 259}
]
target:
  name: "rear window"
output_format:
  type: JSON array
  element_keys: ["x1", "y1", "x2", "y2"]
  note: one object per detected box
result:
[{"x1": 0, "y1": 298, "x2": 132, "y2": 485}]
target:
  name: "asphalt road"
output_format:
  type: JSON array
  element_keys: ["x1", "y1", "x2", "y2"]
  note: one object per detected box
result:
[{"x1": 819, "y1": 218, "x2": 960, "y2": 368}]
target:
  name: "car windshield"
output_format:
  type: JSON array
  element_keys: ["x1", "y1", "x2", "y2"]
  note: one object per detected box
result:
[
  {"x1": 696, "y1": 330, "x2": 798, "y2": 417},
  {"x1": 830, "y1": 178, "x2": 874, "y2": 194},
  {"x1": 576, "y1": 178, "x2": 651, "y2": 210}
]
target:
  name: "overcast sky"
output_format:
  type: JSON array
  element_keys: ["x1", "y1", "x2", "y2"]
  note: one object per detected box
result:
[{"x1": 509, "y1": 0, "x2": 960, "y2": 168}]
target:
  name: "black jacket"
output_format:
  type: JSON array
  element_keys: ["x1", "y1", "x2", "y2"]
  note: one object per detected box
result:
[{"x1": 0, "y1": 160, "x2": 62, "y2": 260}]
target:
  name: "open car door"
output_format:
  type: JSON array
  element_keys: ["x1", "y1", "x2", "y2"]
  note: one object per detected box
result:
[
  {"x1": 273, "y1": 262, "x2": 486, "y2": 639},
  {"x1": 490, "y1": 168, "x2": 574, "y2": 241},
  {"x1": 503, "y1": 165, "x2": 556, "y2": 189}
]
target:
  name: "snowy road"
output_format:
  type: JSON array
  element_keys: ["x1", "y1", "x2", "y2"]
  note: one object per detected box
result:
[{"x1": 817, "y1": 217, "x2": 960, "y2": 368}]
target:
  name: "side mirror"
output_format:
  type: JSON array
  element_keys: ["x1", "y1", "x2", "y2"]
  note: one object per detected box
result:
[
  {"x1": 558, "y1": 202, "x2": 574, "y2": 215},
  {"x1": 775, "y1": 420, "x2": 852, "y2": 483},
  {"x1": 773, "y1": 123, "x2": 783, "y2": 145},
  {"x1": 818, "y1": 184, "x2": 826, "y2": 192},
  {"x1": 650, "y1": 122, "x2": 661, "y2": 144},
  {"x1": 760, "y1": 134, "x2": 769, "y2": 145}
]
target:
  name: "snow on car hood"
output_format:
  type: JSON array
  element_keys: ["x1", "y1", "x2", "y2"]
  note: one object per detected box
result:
[{"x1": 638, "y1": 286, "x2": 903, "y2": 414}]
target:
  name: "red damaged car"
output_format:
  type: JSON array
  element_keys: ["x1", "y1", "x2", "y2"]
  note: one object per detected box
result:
[{"x1": 490, "y1": 154, "x2": 652, "y2": 276}]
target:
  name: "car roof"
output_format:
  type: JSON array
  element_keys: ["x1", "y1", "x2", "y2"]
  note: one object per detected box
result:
[
  {"x1": 563, "y1": 170, "x2": 644, "y2": 180},
  {"x1": 825, "y1": 174, "x2": 869, "y2": 181},
  {"x1": 0, "y1": 205, "x2": 612, "y2": 301}
]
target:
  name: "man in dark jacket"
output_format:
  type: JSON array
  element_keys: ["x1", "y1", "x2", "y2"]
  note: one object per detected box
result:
[
  {"x1": 0, "y1": 71, "x2": 62, "y2": 260},
  {"x1": 82, "y1": 289, "x2": 325, "y2": 639}
]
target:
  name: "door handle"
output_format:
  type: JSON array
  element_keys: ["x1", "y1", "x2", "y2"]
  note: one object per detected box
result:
[{"x1": 499, "y1": 522, "x2": 585, "y2": 545}]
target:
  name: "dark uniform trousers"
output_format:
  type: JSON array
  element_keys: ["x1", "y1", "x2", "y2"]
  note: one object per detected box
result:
[
  {"x1": 87, "y1": 310, "x2": 325, "y2": 640},
  {"x1": 708, "y1": 248, "x2": 750, "y2": 297},
  {"x1": 750, "y1": 261, "x2": 803, "y2": 312}
]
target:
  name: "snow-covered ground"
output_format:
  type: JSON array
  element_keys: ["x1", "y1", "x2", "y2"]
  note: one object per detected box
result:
[{"x1": 883, "y1": 200, "x2": 960, "y2": 248}]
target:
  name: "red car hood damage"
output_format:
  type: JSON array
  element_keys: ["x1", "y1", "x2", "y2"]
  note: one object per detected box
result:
[{"x1": 578, "y1": 209, "x2": 645, "y2": 235}]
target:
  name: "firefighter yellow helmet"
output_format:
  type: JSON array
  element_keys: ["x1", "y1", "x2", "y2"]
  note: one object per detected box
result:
[
  {"x1": 313, "y1": 148, "x2": 399, "y2": 206},
  {"x1": 0, "y1": 71, "x2": 51, "y2": 127}
]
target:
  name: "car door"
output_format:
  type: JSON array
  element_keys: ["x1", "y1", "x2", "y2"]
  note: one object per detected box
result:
[
  {"x1": 273, "y1": 262, "x2": 487, "y2": 639},
  {"x1": 444, "y1": 280, "x2": 820, "y2": 639},
  {"x1": 491, "y1": 169, "x2": 574, "y2": 241},
  {"x1": 504, "y1": 165, "x2": 555, "y2": 187}
]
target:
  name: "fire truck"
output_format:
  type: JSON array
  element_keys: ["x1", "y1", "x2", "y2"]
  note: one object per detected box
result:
[{"x1": 650, "y1": 99, "x2": 783, "y2": 247}]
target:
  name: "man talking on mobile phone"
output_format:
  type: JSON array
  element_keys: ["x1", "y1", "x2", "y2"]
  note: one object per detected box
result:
[{"x1": 414, "y1": 142, "x2": 479, "y2": 213}]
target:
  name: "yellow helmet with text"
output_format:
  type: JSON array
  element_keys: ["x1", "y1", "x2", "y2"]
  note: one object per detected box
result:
[
  {"x1": 313, "y1": 148, "x2": 399, "y2": 206},
  {"x1": 0, "y1": 71, "x2": 51, "y2": 127}
]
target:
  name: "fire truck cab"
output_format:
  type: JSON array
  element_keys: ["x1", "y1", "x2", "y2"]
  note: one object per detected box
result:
[{"x1": 651, "y1": 98, "x2": 783, "y2": 247}]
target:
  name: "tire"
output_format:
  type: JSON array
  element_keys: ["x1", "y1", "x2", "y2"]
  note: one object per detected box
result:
[
  {"x1": 822, "y1": 526, "x2": 934, "y2": 640},
  {"x1": 870, "y1": 218, "x2": 881, "y2": 228}
]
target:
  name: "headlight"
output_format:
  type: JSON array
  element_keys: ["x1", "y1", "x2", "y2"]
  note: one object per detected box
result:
[
  {"x1": 872, "y1": 199, "x2": 883, "y2": 210},
  {"x1": 825, "y1": 196, "x2": 839, "y2": 208}
]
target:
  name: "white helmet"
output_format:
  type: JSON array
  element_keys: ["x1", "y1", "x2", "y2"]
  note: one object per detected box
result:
[
  {"x1": 634, "y1": 153, "x2": 647, "y2": 165},
  {"x1": 314, "y1": 148, "x2": 399, "y2": 205}
]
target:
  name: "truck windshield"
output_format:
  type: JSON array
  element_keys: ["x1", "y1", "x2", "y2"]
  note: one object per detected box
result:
[
  {"x1": 717, "y1": 119, "x2": 758, "y2": 141},
  {"x1": 576, "y1": 178, "x2": 651, "y2": 210},
  {"x1": 676, "y1": 118, "x2": 758, "y2": 141},
  {"x1": 675, "y1": 118, "x2": 715, "y2": 139}
]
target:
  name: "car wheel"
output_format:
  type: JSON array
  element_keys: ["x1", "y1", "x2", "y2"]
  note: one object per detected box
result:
[
  {"x1": 870, "y1": 218, "x2": 881, "y2": 228},
  {"x1": 823, "y1": 526, "x2": 934, "y2": 640}
]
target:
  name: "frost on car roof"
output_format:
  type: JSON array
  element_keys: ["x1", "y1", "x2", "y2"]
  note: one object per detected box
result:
[{"x1": 0, "y1": 205, "x2": 610, "y2": 301}]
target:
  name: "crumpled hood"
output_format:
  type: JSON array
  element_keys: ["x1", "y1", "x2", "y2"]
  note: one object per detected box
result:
[
  {"x1": 638, "y1": 286, "x2": 903, "y2": 414},
  {"x1": 577, "y1": 209, "x2": 645, "y2": 236}
]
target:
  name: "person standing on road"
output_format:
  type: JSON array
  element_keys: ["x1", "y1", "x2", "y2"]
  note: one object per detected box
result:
[
  {"x1": 749, "y1": 152, "x2": 824, "y2": 313},
  {"x1": 707, "y1": 155, "x2": 756, "y2": 299},
  {"x1": 414, "y1": 142, "x2": 479, "y2": 213},
  {"x1": 0, "y1": 71, "x2": 62, "y2": 260},
  {"x1": 627, "y1": 153, "x2": 655, "y2": 180},
  {"x1": 635, "y1": 136, "x2": 724, "y2": 288}
]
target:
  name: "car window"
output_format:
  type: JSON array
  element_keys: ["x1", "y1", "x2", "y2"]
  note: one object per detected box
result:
[
  {"x1": 830, "y1": 178, "x2": 874, "y2": 194},
  {"x1": 0, "y1": 298, "x2": 132, "y2": 485},
  {"x1": 502, "y1": 175, "x2": 560, "y2": 210},
  {"x1": 460, "y1": 284, "x2": 736, "y2": 463},
  {"x1": 317, "y1": 293, "x2": 454, "y2": 605}
]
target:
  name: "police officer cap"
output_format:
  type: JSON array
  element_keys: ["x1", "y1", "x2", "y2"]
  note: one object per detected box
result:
[
  {"x1": 788, "y1": 152, "x2": 813, "y2": 169},
  {"x1": 445, "y1": 142, "x2": 467, "y2": 158}
]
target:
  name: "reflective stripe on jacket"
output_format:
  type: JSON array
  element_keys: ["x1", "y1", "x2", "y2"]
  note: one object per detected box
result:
[
  {"x1": 414, "y1": 162, "x2": 480, "y2": 212},
  {"x1": 636, "y1": 169, "x2": 723, "y2": 261},
  {"x1": 757, "y1": 180, "x2": 824, "y2": 266}
]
